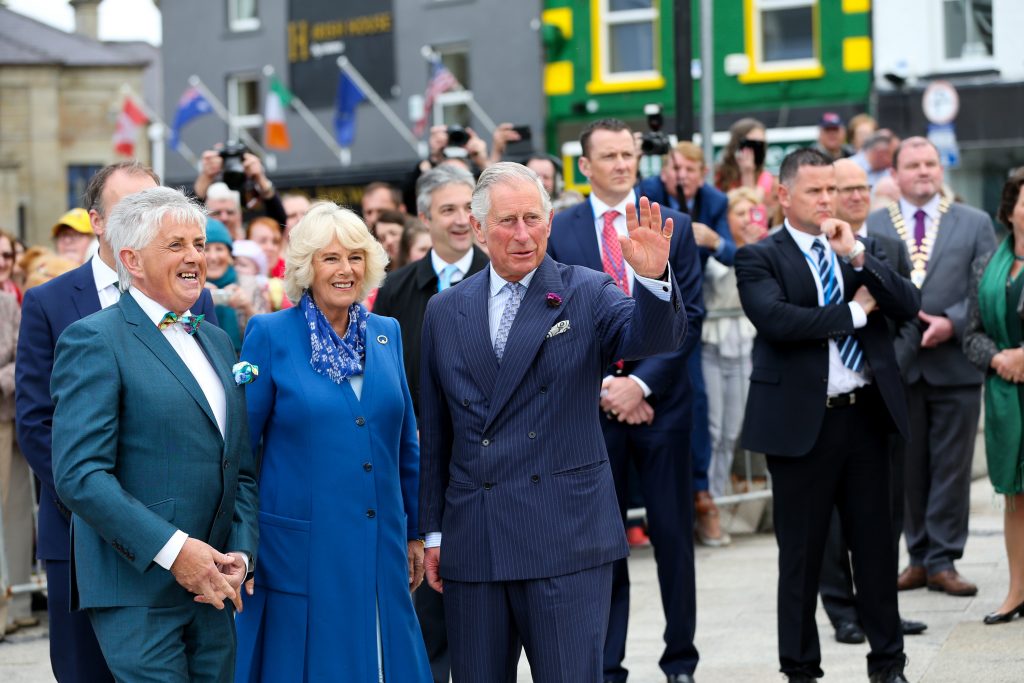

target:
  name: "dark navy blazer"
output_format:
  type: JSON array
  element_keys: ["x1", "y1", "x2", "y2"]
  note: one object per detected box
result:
[
  {"x1": 16, "y1": 260, "x2": 218, "y2": 561},
  {"x1": 419, "y1": 255, "x2": 686, "y2": 582},
  {"x1": 548, "y1": 197, "x2": 704, "y2": 428}
]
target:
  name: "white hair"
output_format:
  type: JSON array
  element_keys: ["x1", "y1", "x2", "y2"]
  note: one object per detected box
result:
[
  {"x1": 105, "y1": 186, "x2": 207, "y2": 290},
  {"x1": 416, "y1": 164, "x2": 476, "y2": 218},
  {"x1": 471, "y1": 162, "x2": 552, "y2": 224},
  {"x1": 206, "y1": 181, "x2": 241, "y2": 209}
]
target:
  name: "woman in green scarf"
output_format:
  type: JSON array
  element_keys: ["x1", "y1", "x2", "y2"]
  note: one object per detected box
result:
[
  {"x1": 963, "y1": 171, "x2": 1024, "y2": 625},
  {"x1": 204, "y1": 218, "x2": 268, "y2": 353}
]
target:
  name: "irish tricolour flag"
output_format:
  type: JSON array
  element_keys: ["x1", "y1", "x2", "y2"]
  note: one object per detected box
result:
[{"x1": 264, "y1": 77, "x2": 293, "y2": 151}]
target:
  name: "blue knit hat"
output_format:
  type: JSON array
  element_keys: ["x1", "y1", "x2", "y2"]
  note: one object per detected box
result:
[{"x1": 205, "y1": 218, "x2": 233, "y2": 248}]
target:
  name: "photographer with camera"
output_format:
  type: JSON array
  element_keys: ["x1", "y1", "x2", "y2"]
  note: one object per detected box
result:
[
  {"x1": 404, "y1": 124, "x2": 491, "y2": 211},
  {"x1": 193, "y1": 145, "x2": 287, "y2": 240}
]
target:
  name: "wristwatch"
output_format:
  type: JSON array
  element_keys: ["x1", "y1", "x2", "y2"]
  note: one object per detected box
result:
[{"x1": 840, "y1": 240, "x2": 866, "y2": 264}]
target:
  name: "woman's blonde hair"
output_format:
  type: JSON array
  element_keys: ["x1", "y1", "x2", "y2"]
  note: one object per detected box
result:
[
  {"x1": 284, "y1": 201, "x2": 389, "y2": 303},
  {"x1": 727, "y1": 186, "x2": 760, "y2": 211}
]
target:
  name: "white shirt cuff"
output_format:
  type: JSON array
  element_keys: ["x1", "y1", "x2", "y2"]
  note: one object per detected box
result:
[
  {"x1": 424, "y1": 532, "x2": 442, "y2": 548},
  {"x1": 627, "y1": 374, "x2": 653, "y2": 398},
  {"x1": 634, "y1": 272, "x2": 672, "y2": 301},
  {"x1": 849, "y1": 301, "x2": 867, "y2": 329},
  {"x1": 154, "y1": 530, "x2": 188, "y2": 570}
]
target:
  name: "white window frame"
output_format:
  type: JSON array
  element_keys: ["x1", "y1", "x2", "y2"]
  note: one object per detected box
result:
[
  {"x1": 933, "y1": 0, "x2": 995, "y2": 73},
  {"x1": 749, "y1": 0, "x2": 819, "y2": 74},
  {"x1": 226, "y1": 74, "x2": 262, "y2": 140},
  {"x1": 228, "y1": 0, "x2": 260, "y2": 33},
  {"x1": 597, "y1": 0, "x2": 660, "y2": 85}
]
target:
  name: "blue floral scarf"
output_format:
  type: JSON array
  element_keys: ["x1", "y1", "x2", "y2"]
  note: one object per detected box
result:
[{"x1": 301, "y1": 292, "x2": 368, "y2": 384}]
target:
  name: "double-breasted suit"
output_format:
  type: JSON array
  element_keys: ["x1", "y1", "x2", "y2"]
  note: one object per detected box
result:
[{"x1": 419, "y1": 254, "x2": 685, "y2": 679}]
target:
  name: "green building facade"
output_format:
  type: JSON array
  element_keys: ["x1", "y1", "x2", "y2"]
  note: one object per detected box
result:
[{"x1": 542, "y1": 0, "x2": 875, "y2": 192}]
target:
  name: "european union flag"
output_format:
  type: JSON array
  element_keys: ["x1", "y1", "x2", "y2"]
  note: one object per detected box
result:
[
  {"x1": 334, "y1": 72, "x2": 366, "y2": 147},
  {"x1": 170, "y1": 86, "x2": 213, "y2": 149}
]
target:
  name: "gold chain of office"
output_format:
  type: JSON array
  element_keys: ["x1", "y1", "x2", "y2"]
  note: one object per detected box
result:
[{"x1": 887, "y1": 196, "x2": 951, "y2": 288}]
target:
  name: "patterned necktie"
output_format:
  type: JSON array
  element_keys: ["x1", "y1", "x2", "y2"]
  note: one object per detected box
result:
[
  {"x1": 158, "y1": 312, "x2": 204, "y2": 336},
  {"x1": 810, "y1": 241, "x2": 863, "y2": 372},
  {"x1": 437, "y1": 263, "x2": 460, "y2": 292},
  {"x1": 913, "y1": 209, "x2": 927, "y2": 248},
  {"x1": 493, "y1": 282, "x2": 524, "y2": 362},
  {"x1": 601, "y1": 210, "x2": 630, "y2": 295}
]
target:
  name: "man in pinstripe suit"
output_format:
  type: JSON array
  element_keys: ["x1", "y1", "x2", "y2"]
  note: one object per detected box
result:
[{"x1": 419, "y1": 162, "x2": 687, "y2": 681}]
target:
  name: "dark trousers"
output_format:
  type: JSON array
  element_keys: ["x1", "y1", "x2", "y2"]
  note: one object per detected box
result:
[
  {"x1": 904, "y1": 381, "x2": 982, "y2": 573},
  {"x1": 603, "y1": 422, "x2": 697, "y2": 680},
  {"x1": 443, "y1": 563, "x2": 612, "y2": 683},
  {"x1": 416, "y1": 582, "x2": 450, "y2": 683},
  {"x1": 45, "y1": 559, "x2": 114, "y2": 683},
  {"x1": 767, "y1": 389, "x2": 903, "y2": 678},
  {"x1": 688, "y1": 347, "x2": 712, "y2": 493},
  {"x1": 89, "y1": 601, "x2": 235, "y2": 683},
  {"x1": 820, "y1": 435, "x2": 906, "y2": 627}
]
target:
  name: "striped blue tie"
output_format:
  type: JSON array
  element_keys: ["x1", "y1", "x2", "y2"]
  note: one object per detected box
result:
[{"x1": 811, "y1": 240, "x2": 863, "y2": 372}]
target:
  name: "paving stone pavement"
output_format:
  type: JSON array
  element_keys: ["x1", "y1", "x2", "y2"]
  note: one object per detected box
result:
[{"x1": 1, "y1": 478, "x2": 1018, "y2": 682}]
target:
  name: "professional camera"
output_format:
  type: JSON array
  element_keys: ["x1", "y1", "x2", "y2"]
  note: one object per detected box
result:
[
  {"x1": 640, "y1": 104, "x2": 671, "y2": 156},
  {"x1": 445, "y1": 125, "x2": 470, "y2": 147},
  {"x1": 218, "y1": 141, "x2": 248, "y2": 193}
]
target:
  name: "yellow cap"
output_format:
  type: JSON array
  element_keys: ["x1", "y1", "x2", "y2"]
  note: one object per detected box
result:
[{"x1": 52, "y1": 208, "x2": 93, "y2": 238}]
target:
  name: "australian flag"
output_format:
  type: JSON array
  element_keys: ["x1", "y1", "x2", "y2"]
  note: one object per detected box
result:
[{"x1": 169, "y1": 86, "x2": 213, "y2": 149}]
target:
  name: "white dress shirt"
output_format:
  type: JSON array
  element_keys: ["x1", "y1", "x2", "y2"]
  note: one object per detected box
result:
[
  {"x1": 783, "y1": 223, "x2": 870, "y2": 395},
  {"x1": 129, "y1": 287, "x2": 238, "y2": 570},
  {"x1": 430, "y1": 248, "x2": 475, "y2": 287},
  {"x1": 590, "y1": 190, "x2": 672, "y2": 397},
  {"x1": 91, "y1": 256, "x2": 120, "y2": 309}
]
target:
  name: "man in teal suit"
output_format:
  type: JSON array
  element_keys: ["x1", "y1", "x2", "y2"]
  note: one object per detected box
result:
[{"x1": 51, "y1": 187, "x2": 259, "y2": 682}]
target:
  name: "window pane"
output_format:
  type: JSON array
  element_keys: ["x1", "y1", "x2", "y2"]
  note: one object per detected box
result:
[
  {"x1": 761, "y1": 7, "x2": 814, "y2": 62},
  {"x1": 233, "y1": 0, "x2": 257, "y2": 21},
  {"x1": 610, "y1": 0, "x2": 653, "y2": 11},
  {"x1": 231, "y1": 78, "x2": 260, "y2": 116},
  {"x1": 944, "y1": 0, "x2": 992, "y2": 59},
  {"x1": 610, "y1": 22, "x2": 654, "y2": 73}
]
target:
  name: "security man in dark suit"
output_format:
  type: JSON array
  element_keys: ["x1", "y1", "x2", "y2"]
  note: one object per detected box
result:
[
  {"x1": 373, "y1": 163, "x2": 487, "y2": 682},
  {"x1": 736, "y1": 149, "x2": 920, "y2": 683}
]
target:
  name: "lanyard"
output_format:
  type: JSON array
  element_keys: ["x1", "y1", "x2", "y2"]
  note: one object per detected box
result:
[{"x1": 801, "y1": 246, "x2": 839, "y2": 304}]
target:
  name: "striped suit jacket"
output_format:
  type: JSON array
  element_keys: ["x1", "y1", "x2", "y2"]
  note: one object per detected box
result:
[{"x1": 419, "y1": 254, "x2": 686, "y2": 582}]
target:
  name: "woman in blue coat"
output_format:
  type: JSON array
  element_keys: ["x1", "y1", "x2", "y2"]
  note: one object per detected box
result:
[{"x1": 234, "y1": 202, "x2": 431, "y2": 682}]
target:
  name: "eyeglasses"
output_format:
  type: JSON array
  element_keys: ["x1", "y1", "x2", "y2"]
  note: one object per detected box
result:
[
  {"x1": 0, "y1": 251, "x2": 14, "y2": 261},
  {"x1": 838, "y1": 185, "x2": 870, "y2": 196}
]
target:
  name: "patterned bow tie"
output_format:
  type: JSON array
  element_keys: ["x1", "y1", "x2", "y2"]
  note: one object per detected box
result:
[{"x1": 158, "y1": 312, "x2": 204, "y2": 335}]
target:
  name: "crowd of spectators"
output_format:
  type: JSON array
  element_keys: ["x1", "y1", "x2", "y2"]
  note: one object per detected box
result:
[{"x1": 2, "y1": 109, "x2": 1022, "y2": 668}]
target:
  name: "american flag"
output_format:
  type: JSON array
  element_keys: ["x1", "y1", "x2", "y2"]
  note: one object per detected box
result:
[{"x1": 414, "y1": 58, "x2": 460, "y2": 136}]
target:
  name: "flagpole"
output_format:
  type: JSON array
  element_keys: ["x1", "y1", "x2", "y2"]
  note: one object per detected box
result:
[
  {"x1": 261, "y1": 65, "x2": 345, "y2": 164},
  {"x1": 420, "y1": 48, "x2": 497, "y2": 134},
  {"x1": 187, "y1": 75, "x2": 268, "y2": 157},
  {"x1": 119, "y1": 84, "x2": 197, "y2": 171},
  {"x1": 336, "y1": 56, "x2": 421, "y2": 154}
]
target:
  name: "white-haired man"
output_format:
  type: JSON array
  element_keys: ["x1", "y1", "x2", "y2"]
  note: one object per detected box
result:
[{"x1": 50, "y1": 187, "x2": 258, "y2": 682}]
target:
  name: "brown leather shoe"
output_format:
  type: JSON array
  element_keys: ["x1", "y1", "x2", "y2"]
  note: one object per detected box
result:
[
  {"x1": 897, "y1": 565, "x2": 926, "y2": 591},
  {"x1": 694, "y1": 491, "x2": 731, "y2": 547},
  {"x1": 927, "y1": 569, "x2": 978, "y2": 596}
]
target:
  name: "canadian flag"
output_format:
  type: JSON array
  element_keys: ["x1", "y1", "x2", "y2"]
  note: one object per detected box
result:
[{"x1": 113, "y1": 97, "x2": 149, "y2": 157}]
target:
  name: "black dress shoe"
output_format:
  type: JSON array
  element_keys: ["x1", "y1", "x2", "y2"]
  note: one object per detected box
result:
[
  {"x1": 982, "y1": 599, "x2": 1024, "y2": 625},
  {"x1": 666, "y1": 675, "x2": 695, "y2": 683},
  {"x1": 869, "y1": 673, "x2": 909, "y2": 683},
  {"x1": 787, "y1": 676, "x2": 817, "y2": 682},
  {"x1": 835, "y1": 620, "x2": 866, "y2": 644},
  {"x1": 901, "y1": 618, "x2": 927, "y2": 635}
]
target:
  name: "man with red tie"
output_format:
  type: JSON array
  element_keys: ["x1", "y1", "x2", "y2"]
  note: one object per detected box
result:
[{"x1": 547, "y1": 119, "x2": 704, "y2": 683}]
